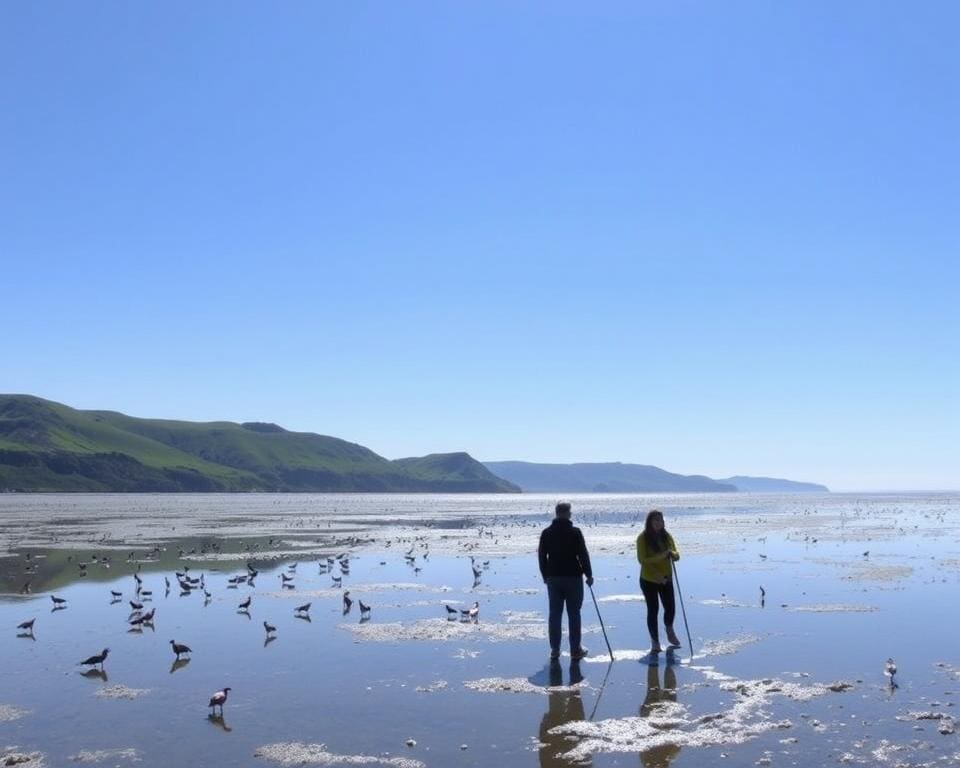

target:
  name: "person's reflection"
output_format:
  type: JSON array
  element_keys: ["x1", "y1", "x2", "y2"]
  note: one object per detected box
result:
[
  {"x1": 538, "y1": 660, "x2": 592, "y2": 768},
  {"x1": 639, "y1": 662, "x2": 680, "y2": 768}
]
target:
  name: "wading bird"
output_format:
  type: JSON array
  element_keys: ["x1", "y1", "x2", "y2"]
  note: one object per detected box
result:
[
  {"x1": 295, "y1": 602, "x2": 311, "y2": 615},
  {"x1": 17, "y1": 618, "x2": 35, "y2": 631},
  {"x1": 263, "y1": 621, "x2": 276, "y2": 635},
  {"x1": 238, "y1": 596, "x2": 251, "y2": 610},
  {"x1": 170, "y1": 640, "x2": 192, "y2": 659},
  {"x1": 208, "y1": 687, "x2": 231, "y2": 714},
  {"x1": 50, "y1": 595, "x2": 67, "y2": 607},
  {"x1": 80, "y1": 648, "x2": 110, "y2": 669}
]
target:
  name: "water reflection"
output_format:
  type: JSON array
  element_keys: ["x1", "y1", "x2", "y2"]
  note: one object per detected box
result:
[
  {"x1": 207, "y1": 713, "x2": 232, "y2": 732},
  {"x1": 80, "y1": 668, "x2": 108, "y2": 682},
  {"x1": 170, "y1": 658, "x2": 191, "y2": 674},
  {"x1": 638, "y1": 662, "x2": 680, "y2": 768},
  {"x1": 538, "y1": 660, "x2": 591, "y2": 768}
]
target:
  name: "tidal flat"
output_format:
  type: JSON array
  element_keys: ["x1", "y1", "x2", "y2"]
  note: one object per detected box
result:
[{"x1": 0, "y1": 492, "x2": 958, "y2": 767}]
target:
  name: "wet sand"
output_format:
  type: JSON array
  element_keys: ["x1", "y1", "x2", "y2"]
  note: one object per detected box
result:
[{"x1": 0, "y1": 492, "x2": 958, "y2": 767}]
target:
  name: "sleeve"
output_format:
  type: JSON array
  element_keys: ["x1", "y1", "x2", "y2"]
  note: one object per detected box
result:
[
  {"x1": 636, "y1": 534, "x2": 664, "y2": 566},
  {"x1": 668, "y1": 533, "x2": 679, "y2": 561},
  {"x1": 538, "y1": 530, "x2": 548, "y2": 579},
  {"x1": 577, "y1": 530, "x2": 593, "y2": 579}
]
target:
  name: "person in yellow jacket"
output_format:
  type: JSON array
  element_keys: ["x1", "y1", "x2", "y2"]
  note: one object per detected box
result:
[{"x1": 636, "y1": 509, "x2": 681, "y2": 653}]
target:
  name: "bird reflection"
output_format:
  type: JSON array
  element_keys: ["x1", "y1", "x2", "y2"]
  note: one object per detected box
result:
[
  {"x1": 80, "y1": 668, "x2": 108, "y2": 682},
  {"x1": 207, "y1": 713, "x2": 233, "y2": 732},
  {"x1": 170, "y1": 657, "x2": 191, "y2": 674},
  {"x1": 537, "y1": 660, "x2": 590, "y2": 768},
  {"x1": 294, "y1": 613, "x2": 312, "y2": 624},
  {"x1": 638, "y1": 663, "x2": 680, "y2": 768},
  {"x1": 17, "y1": 631, "x2": 36, "y2": 641},
  {"x1": 263, "y1": 634, "x2": 277, "y2": 648}
]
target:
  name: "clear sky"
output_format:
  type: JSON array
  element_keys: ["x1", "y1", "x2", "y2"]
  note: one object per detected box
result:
[{"x1": 2, "y1": 2, "x2": 957, "y2": 492}]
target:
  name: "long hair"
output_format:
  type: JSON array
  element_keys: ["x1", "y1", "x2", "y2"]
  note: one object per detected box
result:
[{"x1": 642, "y1": 509, "x2": 669, "y2": 552}]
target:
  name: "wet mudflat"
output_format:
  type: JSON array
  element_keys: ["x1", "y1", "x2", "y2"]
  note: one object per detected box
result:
[{"x1": 0, "y1": 492, "x2": 958, "y2": 767}]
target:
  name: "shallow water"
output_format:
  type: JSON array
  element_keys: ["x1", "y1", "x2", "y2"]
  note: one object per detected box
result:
[{"x1": 1, "y1": 492, "x2": 958, "y2": 767}]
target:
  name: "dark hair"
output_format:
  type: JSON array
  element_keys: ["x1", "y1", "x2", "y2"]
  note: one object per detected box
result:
[
  {"x1": 555, "y1": 502, "x2": 572, "y2": 517},
  {"x1": 642, "y1": 509, "x2": 669, "y2": 552}
]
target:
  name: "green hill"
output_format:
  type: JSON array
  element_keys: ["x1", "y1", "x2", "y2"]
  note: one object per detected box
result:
[{"x1": 0, "y1": 395, "x2": 519, "y2": 493}]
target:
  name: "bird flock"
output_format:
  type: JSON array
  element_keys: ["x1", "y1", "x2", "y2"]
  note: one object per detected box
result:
[{"x1": 13, "y1": 540, "x2": 490, "y2": 716}]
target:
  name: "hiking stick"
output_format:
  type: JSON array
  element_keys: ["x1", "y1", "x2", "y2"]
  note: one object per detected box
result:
[
  {"x1": 672, "y1": 559, "x2": 694, "y2": 657},
  {"x1": 587, "y1": 582, "x2": 614, "y2": 661}
]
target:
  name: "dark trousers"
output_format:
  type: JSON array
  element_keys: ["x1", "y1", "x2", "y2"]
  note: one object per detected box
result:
[
  {"x1": 640, "y1": 578, "x2": 676, "y2": 640},
  {"x1": 546, "y1": 576, "x2": 584, "y2": 652}
]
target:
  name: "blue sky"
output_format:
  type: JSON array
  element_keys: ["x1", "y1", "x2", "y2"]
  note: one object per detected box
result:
[{"x1": 2, "y1": 2, "x2": 957, "y2": 491}]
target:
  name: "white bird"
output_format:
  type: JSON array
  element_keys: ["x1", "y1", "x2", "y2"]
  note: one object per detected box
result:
[{"x1": 208, "y1": 687, "x2": 231, "y2": 714}]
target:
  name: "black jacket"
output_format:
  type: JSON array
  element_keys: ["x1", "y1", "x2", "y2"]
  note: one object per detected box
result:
[{"x1": 538, "y1": 518, "x2": 592, "y2": 579}]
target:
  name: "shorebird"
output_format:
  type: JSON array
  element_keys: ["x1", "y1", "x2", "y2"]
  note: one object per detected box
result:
[
  {"x1": 461, "y1": 601, "x2": 480, "y2": 619},
  {"x1": 295, "y1": 602, "x2": 311, "y2": 615},
  {"x1": 280, "y1": 573, "x2": 294, "y2": 583},
  {"x1": 331, "y1": 575, "x2": 342, "y2": 586},
  {"x1": 343, "y1": 592, "x2": 353, "y2": 612},
  {"x1": 208, "y1": 687, "x2": 231, "y2": 714},
  {"x1": 50, "y1": 595, "x2": 67, "y2": 607},
  {"x1": 238, "y1": 596, "x2": 252, "y2": 610},
  {"x1": 17, "y1": 618, "x2": 35, "y2": 631},
  {"x1": 110, "y1": 590, "x2": 123, "y2": 599},
  {"x1": 170, "y1": 640, "x2": 192, "y2": 659},
  {"x1": 445, "y1": 604, "x2": 458, "y2": 615},
  {"x1": 884, "y1": 657, "x2": 898, "y2": 687},
  {"x1": 130, "y1": 600, "x2": 143, "y2": 610},
  {"x1": 358, "y1": 600, "x2": 371, "y2": 615},
  {"x1": 263, "y1": 620, "x2": 276, "y2": 635},
  {"x1": 80, "y1": 648, "x2": 110, "y2": 669}
]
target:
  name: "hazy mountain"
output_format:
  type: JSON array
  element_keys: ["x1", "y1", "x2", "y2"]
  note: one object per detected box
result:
[
  {"x1": 0, "y1": 395, "x2": 519, "y2": 493},
  {"x1": 484, "y1": 461, "x2": 829, "y2": 493},
  {"x1": 483, "y1": 461, "x2": 736, "y2": 493},
  {"x1": 717, "y1": 476, "x2": 829, "y2": 493}
]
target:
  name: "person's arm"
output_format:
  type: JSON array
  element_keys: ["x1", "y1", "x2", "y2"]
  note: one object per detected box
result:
[
  {"x1": 636, "y1": 534, "x2": 670, "y2": 565},
  {"x1": 577, "y1": 531, "x2": 593, "y2": 586},
  {"x1": 538, "y1": 530, "x2": 549, "y2": 581},
  {"x1": 668, "y1": 533, "x2": 680, "y2": 562}
]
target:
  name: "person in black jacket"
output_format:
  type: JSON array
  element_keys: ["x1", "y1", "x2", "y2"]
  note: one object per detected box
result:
[{"x1": 538, "y1": 502, "x2": 594, "y2": 660}]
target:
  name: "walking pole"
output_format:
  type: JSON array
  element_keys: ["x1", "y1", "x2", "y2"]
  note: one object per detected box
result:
[
  {"x1": 587, "y1": 583, "x2": 614, "y2": 661},
  {"x1": 671, "y1": 559, "x2": 694, "y2": 658}
]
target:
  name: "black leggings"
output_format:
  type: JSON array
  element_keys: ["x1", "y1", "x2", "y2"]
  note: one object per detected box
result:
[{"x1": 640, "y1": 578, "x2": 676, "y2": 639}]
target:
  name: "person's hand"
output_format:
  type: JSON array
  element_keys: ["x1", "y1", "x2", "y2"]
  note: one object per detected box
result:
[
  {"x1": 586, "y1": 575, "x2": 594, "y2": 587},
  {"x1": 670, "y1": 552, "x2": 679, "y2": 562}
]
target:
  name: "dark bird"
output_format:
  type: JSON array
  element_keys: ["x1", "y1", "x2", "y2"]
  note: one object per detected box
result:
[
  {"x1": 130, "y1": 608, "x2": 156, "y2": 626},
  {"x1": 80, "y1": 648, "x2": 110, "y2": 668},
  {"x1": 170, "y1": 640, "x2": 192, "y2": 659},
  {"x1": 208, "y1": 687, "x2": 231, "y2": 714},
  {"x1": 238, "y1": 596, "x2": 251, "y2": 610},
  {"x1": 280, "y1": 573, "x2": 294, "y2": 583},
  {"x1": 110, "y1": 590, "x2": 123, "y2": 599},
  {"x1": 130, "y1": 600, "x2": 143, "y2": 610},
  {"x1": 17, "y1": 618, "x2": 35, "y2": 631},
  {"x1": 295, "y1": 602, "x2": 311, "y2": 614},
  {"x1": 445, "y1": 604, "x2": 458, "y2": 615},
  {"x1": 358, "y1": 600, "x2": 371, "y2": 614},
  {"x1": 461, "y1": 601, "x2": 480, "y2": 619},
  {"x1": 342, "y1": 592, "x2": 353, "y2": 613},
  {"x1": 263, "y1": 620, "x2": 276, "y2": 635},
  {"x1": 50, "y1": 595, "x2": 67, "y2": 607}
]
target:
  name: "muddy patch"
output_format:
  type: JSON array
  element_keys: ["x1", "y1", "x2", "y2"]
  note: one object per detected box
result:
[
  {"x1": 254, "y1": 742, "x2": 425, "y2": 767},
  {"x1": 69, "y1": 748, "x2": 140, "y2": 763},
  {"x1": 94, "y1": 686, "x2": 150, "y2": 700},
  {"x1": 695, "y1": 634, "x2": 764, "y2": 658},
  {"x1": 0, "y1": 750, "x2": 44, "y2": 767},
  {"x1": 340, "y1": 618, "x2": 545, "y2": 643},
  {"x1": 784, "y1": 604, "x2": 878, "y2": 613},
  {"x1": 464, "y1": 677, "x2": 588, "y2": 695},
  {"x1": 0, "y1": 704, "x2": 30, "y2": 722}
]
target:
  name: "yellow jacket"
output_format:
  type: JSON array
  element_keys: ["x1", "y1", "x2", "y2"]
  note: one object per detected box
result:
[{"x1": 636, "y1": 532, "x2": 679, "y2": 584}]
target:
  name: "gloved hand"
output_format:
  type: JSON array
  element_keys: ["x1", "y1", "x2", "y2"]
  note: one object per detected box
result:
[{"x1": 585, "y1": 575, "x2": 594, "y2": 587}]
